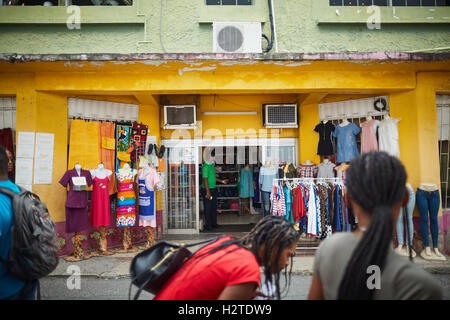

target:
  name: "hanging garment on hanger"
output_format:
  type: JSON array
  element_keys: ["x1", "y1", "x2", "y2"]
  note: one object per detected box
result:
[
  {"x1": 332, "y1": 122, "x2": 360, "y2": 163},
  {"x1": 378, "y1": 117, "x2": 400, "y2": 158},
  {"x1": 360, "y1": 119, "x2": 380, "y2": 153},
  {"x1": 314, "y1": 122, "x2": 336, "y2": 156}
]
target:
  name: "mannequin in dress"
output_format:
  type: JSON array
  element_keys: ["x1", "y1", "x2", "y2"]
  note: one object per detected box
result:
[
  {"x1": 137, "y1": 157, "x2": 160, "y2": 249},
  {"x1": 260, "y1": 160, "x2": 278, "y2": 217},
  {"x1": 240, "y1": 164, "x2": 253, "y2": 215},
  {"x1": 59, "y1": 162, "x2": 93, "y2": 261},
  {"x1": 340, "y1": 119, "x2": 349, "y2": 127},
  {"x1": 116, "y1": 163, "x2": 138, "y2": 253},
  {"x1": 90, "y1": 162, "x2": 113, "y2": 256},
  {"x1": 416, "y1": 183, "x2": 446, "y2": 261}
]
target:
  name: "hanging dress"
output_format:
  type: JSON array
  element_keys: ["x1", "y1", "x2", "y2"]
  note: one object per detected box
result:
[
  {"x1": 116, "y1": 170, "x2": 136, "y2": 227},
  {"x1": 360, "y1": 119, "x2": 379, "y2": 153},
  {"x1": 58, "y1": 168, "x2": 93, "y2": 233},
  {"x1": 138, "y1": 167, "x2": 161, "y2": 228},
  {"x1": 90, "y1": 176, "x2": 111, "y2": 227}
]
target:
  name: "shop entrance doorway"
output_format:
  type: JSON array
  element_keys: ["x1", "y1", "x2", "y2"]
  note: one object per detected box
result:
[
  {"x1": 163, "y1": 138, "x2": 298, "y2": 235},
  {"x1": 199, "y1": 145, "x2": 263, "y2": 233}
]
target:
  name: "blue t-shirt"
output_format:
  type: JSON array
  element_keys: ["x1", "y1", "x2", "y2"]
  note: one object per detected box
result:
[
  {"x1": 259, "y1": 167, "x2": 279, "y2": 193},
  {"x1": 332, "y1": 123, "x2": 361, "y2": 163},
  {"x1": 0, "y1": 180, "x2": 24, "y2": 299}
]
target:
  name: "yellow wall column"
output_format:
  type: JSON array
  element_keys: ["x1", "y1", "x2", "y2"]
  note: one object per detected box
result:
[
  {"x1": 298, "y1": 102, "x2": 321, "y2": 165},
  {"x1": 33, "y1": 92, "x2": 68, "y2": 223},
  {"x1": 390, "y1": 72, "x2": 450, "y2": 217},
  {"x1": 16, "y1": 81, "x2": 68, "y2": 223}
]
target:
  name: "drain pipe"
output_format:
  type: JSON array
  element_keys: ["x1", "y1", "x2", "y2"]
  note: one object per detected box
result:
[{"x1": 263, "y1": 0, "x2": 276, "y2": 54}]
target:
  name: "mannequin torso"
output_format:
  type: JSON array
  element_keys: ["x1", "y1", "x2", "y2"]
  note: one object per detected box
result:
[
  {"x1": 419, "y1": 183, "x2": 438, "y2": 192},
  {"x1": 340, "y1": 119, "x2": 349, "y2": 127},
  {"x1": 91, "y1": 163, "x2": 112, "y2": 180}
]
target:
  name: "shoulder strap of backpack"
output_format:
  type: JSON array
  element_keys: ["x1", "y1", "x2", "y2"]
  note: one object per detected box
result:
[
  {"x1": 0, "y1": 186, "x2": 17, "y2": 199},
  {"x1": 182, "y1": 236, "x2": 222, "y2": 248}
]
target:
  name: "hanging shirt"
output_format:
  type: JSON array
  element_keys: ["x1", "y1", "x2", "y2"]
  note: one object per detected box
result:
[
  {"x1": 307, "y1": 184, "x2": 317, "y2": 235},
  {"x1": 332, "y1": 123, "x2": 361, "y2": 163},
  {"x1": 317, "y1": 162, "x2": 336, "y2": 179},
  {"x1": 297, "y1": 164, "x2": 319, "y2": 179},
  {"x1": 378, "y1": 118, "x2": 400, "y2": 158},
  {"x1": 314, "y1": 122, "x2": 336, "y2": 156},
  {"x1": 259, "y1": 166, "x2": 279, "y2": 193}
]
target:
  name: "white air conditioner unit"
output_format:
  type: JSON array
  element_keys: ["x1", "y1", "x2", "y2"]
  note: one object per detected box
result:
[
  {"x1": 263, "y1": 104, "x2": 298, "y2": 128},
  {"x1": 213, "y1": 22, "x2": 262, "y2": 54},
  {"x1": 163, "y1": 105, "x2": 197, "y2": 130}
]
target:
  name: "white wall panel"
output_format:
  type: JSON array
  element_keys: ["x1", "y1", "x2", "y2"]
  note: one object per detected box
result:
[
  {"x1": 68, "y1": 98, "x2": 139, "y2": 122},
  {"x1": 319, "y1": 96, "x2": 389, "y2": 121}
]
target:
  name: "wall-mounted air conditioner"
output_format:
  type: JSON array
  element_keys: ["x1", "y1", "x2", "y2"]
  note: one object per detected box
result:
[
  {"x1": 163, "y1": 105, "x2": 197, "y2": 130},
  {"x1": 213, "y1": 21, "x2": 262, "y2": 54},
  {"x1": 263, "y1": 104, "x2": 298, "y2": 128}
]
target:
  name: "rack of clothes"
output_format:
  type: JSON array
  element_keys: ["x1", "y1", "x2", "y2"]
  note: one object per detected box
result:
[{"x1": 271, "y1": 178, "x2": 357, "y2": 240}]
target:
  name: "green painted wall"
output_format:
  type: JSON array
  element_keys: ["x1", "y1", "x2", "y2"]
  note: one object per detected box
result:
[{"x1": 0, "y1": 0, "x2": 449, "y2": 54}]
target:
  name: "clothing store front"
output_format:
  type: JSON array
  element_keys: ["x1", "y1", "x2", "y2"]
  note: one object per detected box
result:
[
  {"x1": 162, "y1": 138, "x2": 297, "y2": 234},
  {"x1": 1, "y1": 55, "x2": 449, "y2": 256}
]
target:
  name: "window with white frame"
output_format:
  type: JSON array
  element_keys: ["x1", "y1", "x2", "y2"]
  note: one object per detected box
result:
[
  {"x1": 0, "y1": 97, "x2": 16, "y2": 148},
  {"x1": 437, "y1": 95, "x2": 450, "y2": 209},
  {"x1": 206, "y1": 0, "x2": 253, "y2": 5},
  {"x1": 329, "y1": 0, "x2": 450, "y2": 6}
]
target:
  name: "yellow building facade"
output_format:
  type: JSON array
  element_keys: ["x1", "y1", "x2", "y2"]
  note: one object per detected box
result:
[{"x1": 0, "y1": 54, "x2": 449, "y2": 254}]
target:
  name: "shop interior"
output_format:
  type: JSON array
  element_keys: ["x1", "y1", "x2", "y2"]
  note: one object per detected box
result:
[{"x1": 200, "y1": 146, "x2": 264, "y2": 233}]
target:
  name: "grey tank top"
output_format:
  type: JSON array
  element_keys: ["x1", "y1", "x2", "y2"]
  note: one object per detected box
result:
[{"x1": 313, "y1": 233, "x2": 443, "y2": 300}]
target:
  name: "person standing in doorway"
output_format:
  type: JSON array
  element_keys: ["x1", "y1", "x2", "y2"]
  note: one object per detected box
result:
[{"x1": 202, "y1": 149, "x2": 228, "y2": 231}]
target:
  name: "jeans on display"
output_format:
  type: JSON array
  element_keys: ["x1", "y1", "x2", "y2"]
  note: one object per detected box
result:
[
  {"x1": 202, "y1": 188, "x2": 218, "y2": 229},
  {"x1": 397, "y1": 187, "x2": 415, "y2": 246},
  {"x1": 416, "y1": 188, "x2": 440, "y2": 248},
  {"x1": 261, "y1": 191, "x2": 271, "y2": 217}
]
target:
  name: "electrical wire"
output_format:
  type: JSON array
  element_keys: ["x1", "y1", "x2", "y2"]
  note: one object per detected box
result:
[
  {"x1": 159, "y1": 0, "x2": 167, "y2": 53},
  {"x1": 262, "y1": 0, "x2": 275, "y2": 54}
]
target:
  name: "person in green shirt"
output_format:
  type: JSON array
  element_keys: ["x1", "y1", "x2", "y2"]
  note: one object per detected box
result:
[{"x1": 202, "y1": 150, "x2": 228, "y2": 231}]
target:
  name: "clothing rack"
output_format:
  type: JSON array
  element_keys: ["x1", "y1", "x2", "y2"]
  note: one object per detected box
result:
[
  {"x1": 271, "y1": 177, "x2": 351, "y2": 250},
  {"x1": 273, "y1": 177, "x2": 344, "y2": 184}
]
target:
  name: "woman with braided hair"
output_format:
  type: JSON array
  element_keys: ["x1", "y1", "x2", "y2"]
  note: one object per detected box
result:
[
  {"x1": 154, "y1": 215, "x2": 299, "y2": 300},
  {"x1": 308, "y1": 151, "x2": 442, "y2": 300}
]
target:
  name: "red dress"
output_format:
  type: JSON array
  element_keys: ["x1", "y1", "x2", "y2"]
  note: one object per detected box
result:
[{"x1": 90, "y1": 177, "x2": 111, "y2": 227}]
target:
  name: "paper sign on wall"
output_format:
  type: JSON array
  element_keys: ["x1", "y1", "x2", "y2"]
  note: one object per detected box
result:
[
  {"x1": 33, "y1": 133, "x2": 54, "y2": 185},
  {"x1": 15, "y1": 132, "x2": 35, "y2": 191}
]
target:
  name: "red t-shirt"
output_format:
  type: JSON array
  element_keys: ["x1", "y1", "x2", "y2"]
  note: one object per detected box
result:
[{"x1": 154, "y1": 237, "x2": 261, "y2": 300}]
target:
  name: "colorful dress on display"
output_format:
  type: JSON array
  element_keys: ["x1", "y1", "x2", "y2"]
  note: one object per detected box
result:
[
  {"x1": 332, "y1": 122, "x2": 361, "y2": 163},
  {"x1": 59, "y1": 169, "x2": 93, "y2": 233},
  {"x1": 138, "y1": 167, "x2": 161, "y2": 228},
  {"x1": 360, "y1": 119, "x2": 380, "y2": 153},
  {"x1": 116, "y1": 170, "x2": 136, "y2": 227},
  {"x1": 90, "y1": 176, "x2": 111, "y2": 227}
]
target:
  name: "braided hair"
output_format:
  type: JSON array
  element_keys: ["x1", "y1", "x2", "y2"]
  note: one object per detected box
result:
[
  {"x1": 338, "y1": 151, "x2": 407, "y2": 300},
  {"x1": 193, "y1": 215, "x2": 299, "y2": 300}
]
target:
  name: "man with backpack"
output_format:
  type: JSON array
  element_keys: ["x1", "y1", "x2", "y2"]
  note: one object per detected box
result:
[
  {"x1": 0, "y1": 145, "x2": 58, "y2": 300},
  {"x1": 0, "y1": 146, "x2": 36, "y2": 299}
]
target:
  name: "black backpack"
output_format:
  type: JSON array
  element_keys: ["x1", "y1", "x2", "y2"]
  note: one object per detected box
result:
[{"x1": 0, "y1": 186, "x2": 59, "y2": 298}]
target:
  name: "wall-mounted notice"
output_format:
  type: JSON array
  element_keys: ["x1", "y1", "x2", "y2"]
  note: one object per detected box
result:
[
  {"x1": 15, "y1": 132, "x2": 35, "y2": 191},
  {"x1": 33, "y1": 133, "x2": 54, "y2": 185},
  {"x1": 17, "y1": 131, "x2": 35, "y2": 159}
]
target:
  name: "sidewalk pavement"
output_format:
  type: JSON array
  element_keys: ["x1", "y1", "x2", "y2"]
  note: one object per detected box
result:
[{"x1": 48, "y1": 241, "x2": 450, "y2": 280}]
